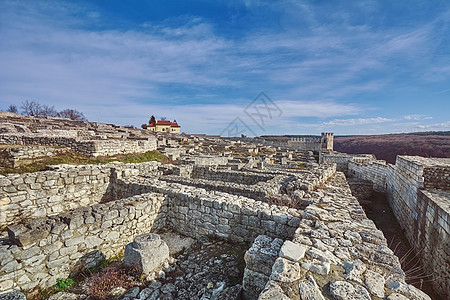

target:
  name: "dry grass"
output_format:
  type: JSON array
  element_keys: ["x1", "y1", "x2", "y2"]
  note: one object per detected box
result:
[{"x1": 0, "y1": 150, "x2": 171, "y2": 175}]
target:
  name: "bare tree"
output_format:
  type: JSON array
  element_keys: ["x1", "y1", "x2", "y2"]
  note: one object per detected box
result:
[
  {"x1": 21, "y1": 100, "x2": 42, "y2": 116},
  {"x1": 40, "y1": 104, "x2": 59, "y2": 117},
  {"x1": 6, "y1": 105, "x2": 18, "y2": 114},
  {"x1": 58, "y1": 109, "x2": 88, "y2": 121}
]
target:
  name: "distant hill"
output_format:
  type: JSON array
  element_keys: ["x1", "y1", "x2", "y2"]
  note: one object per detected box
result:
[{"x1": 334, "y1": 132, "x2": 450, "y2": 164}]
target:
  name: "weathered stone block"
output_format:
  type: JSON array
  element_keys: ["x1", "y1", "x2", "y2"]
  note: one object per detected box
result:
[{"x1": 123, "y1": 233, "x2": 169, "y2": 275}]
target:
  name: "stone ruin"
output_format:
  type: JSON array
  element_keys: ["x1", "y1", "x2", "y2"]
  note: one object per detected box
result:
[{"x1": 0, "y1": 113, "x2": 448, "y2": 300}]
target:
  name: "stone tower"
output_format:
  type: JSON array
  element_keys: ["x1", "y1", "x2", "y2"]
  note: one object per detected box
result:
[{"x1": 321, "y1": 132, "x2": 334, "y2": 151}]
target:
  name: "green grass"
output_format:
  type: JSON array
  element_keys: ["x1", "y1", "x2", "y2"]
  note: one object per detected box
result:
[{"x1": 0, "y1": 150, "x2": 171, "y2": 175}]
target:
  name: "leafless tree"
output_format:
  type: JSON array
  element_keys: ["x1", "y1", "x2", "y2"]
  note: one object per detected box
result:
[
  {"x1": 6, "y1": 105, "x2": 18, "y2": 114},
  {"x1": 20, "y1": 100, "x2": 42, "y2": 116},
  {"x1": 39, "y1": 104, "x2": 59, "y2": 117},
  {"x1": 58, "y1": 109, "x2": 88, "y2": 121}
]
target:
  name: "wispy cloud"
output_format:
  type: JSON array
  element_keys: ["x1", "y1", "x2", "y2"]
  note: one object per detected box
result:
[
  {"x1": 416, "y1": 121, "x2": 450, "y2": 131},
  {"x1": 0, "y1": 0, "x2": 449, "y2": 135}
]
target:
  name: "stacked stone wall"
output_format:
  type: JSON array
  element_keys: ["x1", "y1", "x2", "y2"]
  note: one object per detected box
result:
[
  {"x1": 0, "y1": 134, "x2": 157, "y2": 157},
  {"x1": 423, "y1": 166, "x2": 450, "y2": 190},
  {"x1": 0, "y1": 146, "x2": 70, "y2": 168},
  {"x1": 245, "y1": 173, "x2": 431, "y2": 300},
  {"x1": 191, "y1": 166, "x2": 274, "y2": 184},
  {"x1": 348, "y1": 159, "x2": 388, "y2": 193},
  {"x1": 414, "y1": 190, "x2": 450, "y2": 297},
  {"x1": 0, "y1": 162, "x2": 160, "y2": 227},
  {"x1": 321, "y1": 153, "x2": 355, "y2": 172},
  {"x1": 0, "y1": 178, "x2": 302, "y2": 293},
  {"x1": 0, "y1": 193, "x2": 167, "y2": 292},
  {"x1": 384, "y1": 156, "x2": 449, "y2": 298}
]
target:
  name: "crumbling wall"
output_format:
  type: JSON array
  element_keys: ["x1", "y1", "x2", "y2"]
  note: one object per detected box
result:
[
  {"x1": 348, "y1": 158, "x2": 389, "y2": 193},
  {"x1": 0, "y1": 161, "x2": 160, "y2": 227},
  {"x1": 0, "y1": 177, "x2": 302, "y2": 294},
  {"x1": 191, "y1": 166, "x2": 274, "y2": 184},
  {"x1": 247, "y1": 173, "x2": 431, "y2": 300},
  {"x1": 0, "y1": 134, "x2": 157, "y2": 157},
  {"x1": 0, "y1": 146, "x2": 70, "y2": 168},
  {"x1": 1, "y1": 192, "x2": 167, "y2": 292},
  {"x1": 386, "y1": 156, "x2": 450, "y2": 298},
  {"x1": 414, "y1": 190, "x2": 450, "y2": 297}
]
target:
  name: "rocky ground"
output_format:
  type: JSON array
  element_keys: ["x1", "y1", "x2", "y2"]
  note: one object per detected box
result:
[{"x1": 47, "y1": 234, "x2": 246, "y2": 300}]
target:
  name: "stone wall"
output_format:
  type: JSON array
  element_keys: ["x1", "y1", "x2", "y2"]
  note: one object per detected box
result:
[
  {"x1": 321, "y1": 152, "x2": 375, "y2": 172},
  {"x1": 1, "y1": 192, "x2": 167, "y2": 292},
  {"x1": 0, "y1": 176, "x2": 303, "y2": 293},
  {"x1": 414, "y1": 190, "x2": 450, "y2": 297},
  {"x1": 246, "y1": 173, "x2": 431, "y2": 300},
  {"x1": 386, "y1": 156, "x2": 450, "y2": 298},
  {"x1": 0, "y1": 162, "x2": 160, "y2": 227},
  {"x1": 191, "y1": 166, "x2": 274, "y2": 184},
  {"x1": 348, "y1": 158, "x2": 389, "y2": 193},
  {"x1": 110, "y1": 176, "x2": 302, "y2": 243},
  {"x1": 0, "y1": 134, "x2": 157, "y2": 157},
  {"x1": 0, "y1": 146, "x2": 70, "y2": 168}
]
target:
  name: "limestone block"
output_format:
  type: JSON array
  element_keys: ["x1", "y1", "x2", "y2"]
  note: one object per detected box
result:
[
  {"x1": 298, "y1": 275, "x2": 325, "y2": 300},
  {"x1": 0, "y1": 291, "x2": 26, "y2": 300},
  {"x1": 270, "y1": 257, "x2": 301, "y2": 283},
  {"x1": 123, "y1": 233, "x2": 169, "y2": 275},
  {"x1": 329, "y1": 281, "x2": 370, "y2": 300},
  {"x1": 279, "y1": 241, "x2": 306, "y2": 262},
  {"x1": 258, "y1": 280, "x2": 290, "y2": 300}
]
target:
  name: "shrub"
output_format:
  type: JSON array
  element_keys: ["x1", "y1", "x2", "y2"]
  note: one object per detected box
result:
[
  {"x1": 54, "y1": 278, "x2": 74, "y2": 291},
  {"x1": 83, "y1": 266, "x2": 131, "y2": 300}
]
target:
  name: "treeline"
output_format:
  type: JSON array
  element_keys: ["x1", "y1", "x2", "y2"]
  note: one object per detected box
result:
[{"x1": 5, "y1": 100, "x2": 87, "y2": 121}]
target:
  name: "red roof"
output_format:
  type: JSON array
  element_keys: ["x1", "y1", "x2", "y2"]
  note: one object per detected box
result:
[{"x1": 149, "y1": 120, "x2": 180, "y2": 127}]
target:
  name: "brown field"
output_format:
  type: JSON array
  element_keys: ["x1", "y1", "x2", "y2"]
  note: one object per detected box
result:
[{"x1": 334, "y1": 133, "x2": 450, "y2": 164}]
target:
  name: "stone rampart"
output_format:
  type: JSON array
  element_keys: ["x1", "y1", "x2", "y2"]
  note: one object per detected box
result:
[
  {"x1": 386, "y1": 156, "x2": 449, "y2": 298},
  {"x1": 191, "y1": 166, "x2": 274, "y2": 184},
  {"x1": 1, "y1": 192, "x2": 167, "y2": 292},
  {"x1": 0, "y1": 134, "x2": 157, "y2": 157},
  {"x1": 248, "y1": 173, "x2": 431, "y2": 300},
  {"x1": 0, "y1": 177, "x2": 302, "y2": 293},
  {"x1": 342, "y1": 154, "x2": 449, "y2": 299},
  {"x1": 348, "y1": 159, "x2": 389, "y2": 193},
  {"x1": 321, "y1": 152, "x2": 375, "y2": 172},
  {"x1": 0, "y1": 162, "x2": 160, "y2": 227},
  {"x1": 0, "y1": 146, "x2": 70, "y2": 168},
  {"x1": 414, "y1": 189, "x2": 450, "y2": 297}
]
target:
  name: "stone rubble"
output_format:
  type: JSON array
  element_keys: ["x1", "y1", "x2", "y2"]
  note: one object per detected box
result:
[{"x1": 0, "y1": 114, "x2": 447, "y2": 299}]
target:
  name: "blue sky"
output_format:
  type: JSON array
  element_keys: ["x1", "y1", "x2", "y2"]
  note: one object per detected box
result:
[{"x1": 0, "y1": 0, "x2": 449, "y2": 136}]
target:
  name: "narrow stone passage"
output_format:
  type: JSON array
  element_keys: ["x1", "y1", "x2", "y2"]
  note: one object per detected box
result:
[{"x1": 355, "y1": 190, "x2": 442, "y2": 300}]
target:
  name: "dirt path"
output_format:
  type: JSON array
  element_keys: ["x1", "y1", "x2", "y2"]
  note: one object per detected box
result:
[{"x1": 360, "y1": 192, "x2": 442, "y2": 300}]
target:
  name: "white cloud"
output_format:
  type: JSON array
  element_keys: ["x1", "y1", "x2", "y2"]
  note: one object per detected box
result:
[
  {"x1": 0, "y1": 1, "x2": 448, "y2": 134},
  {"x1": 416, "y1": 121, "x2": 450, "y2": 131},
  {"x1": 322, "y1": 117, "x2": 392, "y2": 127}
]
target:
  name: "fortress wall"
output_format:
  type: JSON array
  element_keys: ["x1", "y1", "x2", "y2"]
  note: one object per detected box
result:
[
  {"x1": 384, "y1": 156, "x2": 449, "y2": 299},
  {"x1": 167, "y1": 188, "x2": 301, "y2": 243},
  {"x1": 111, "y1": 177, "x2": 302, "y2": 243},
  {"x1": 319, "y1": 154, "x2": 449, "y2": 298},
  {"x1": 0, "y1": 146, "x2": 70, "y2": 168},
  {"x1": 423, "y1": 166, "x2": 450, "y2": 190},
  {"x1": 191, "y1": 166, "x2": 275, "y2": 184},
  {"x1": 321, "y1": 153, "x2": 355, "y2": 172},
  {"x1": 414, "y1": 190, "x2": 450, "y2": 297},
  {"x1": 246, "y1": 172, "x2": 430, "y2": 300},
  {"x1": 1, "y1": 193, "x2": 167, "y2": 292},
  {"x1": 321, "y1": 152, "x2": 375, "y2": 172},
  {"x1": 159, "y1": 175, "x2": 269, "y2": 200},
  {"x1": 348, "y1": 159, "x2": 388, "y2": 193},
  {"x1": 0, "y1": 162, "x2": 160, "y2": 227},
  {"x1": 0, "y1": 134, "x2": 157, "y2": 157},
  {"x1": 386, "y1": 156, "x2": 425, "y2": 245},
  {"x1": 1, "y1": 180, "x2": 301, "y2": 293}
]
